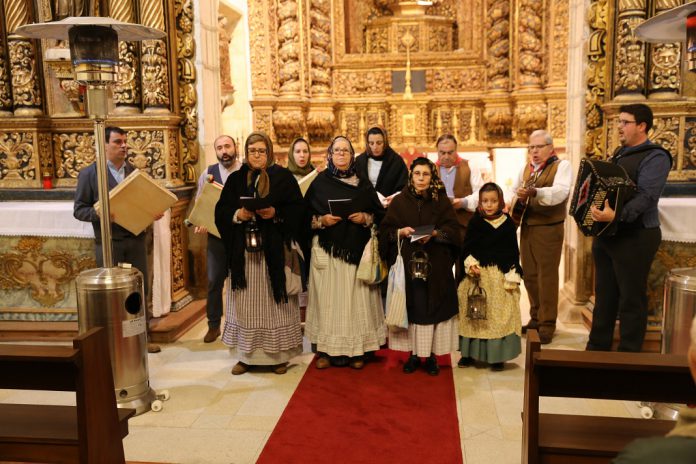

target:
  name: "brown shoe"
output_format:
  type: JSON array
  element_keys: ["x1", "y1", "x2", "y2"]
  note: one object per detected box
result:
[
  {"x1": 273, "y1": 363, "x2": 288, "y2": 375},
  {"x1": 521, "y1": 322, "x2": 538, "y2": 335},
  {"x1": 349, "y1": 357, "x2": 365, "y2": 369},
  {"x1": 203, "y1": 327, "x2": 221, "y2": 343},
  {"x1": 315, "y1": 356, "x2": 330, "y2": 369},
  {"x1": 231, "y1": 361, "x2": 249, "y2": 375},
  {"x1": 538, "y1": 328, "x2": 554, "y2": 344},
  {"x1": 147, "y1": 343, "x2": 161, "y2": 353}
]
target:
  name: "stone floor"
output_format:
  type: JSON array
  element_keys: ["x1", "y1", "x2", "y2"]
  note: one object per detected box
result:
[{"x1": 0, "y1": 297, "x2": 645, "y2": 464}]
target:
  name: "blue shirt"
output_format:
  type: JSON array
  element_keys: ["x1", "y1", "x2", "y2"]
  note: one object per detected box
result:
[
  {"x1": 618, "y1": 141, "x2": 672, "y2": 228},
  {"x1": 107, "y1": 160, "x2": 126, "y2": 184}
]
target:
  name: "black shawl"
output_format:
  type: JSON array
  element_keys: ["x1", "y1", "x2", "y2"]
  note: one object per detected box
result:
[
  {"x1": 215, "y1": 164, "x2": 306, "y2": 303},
  {"x1": 461, "y1": 212, "x2": 522, "y2": 277},
  {"x1": 354, "y1": 147, "x2": 408, "y2": 197},
  {"x1": 378, "y1": 186, "x2": 463, "y2": 325},
  {"x1": 305, "y1": 170, "x2": 384, "y2": 265}
]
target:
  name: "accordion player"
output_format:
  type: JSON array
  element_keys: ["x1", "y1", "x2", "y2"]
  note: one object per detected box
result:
[{"x1": 569, "y1": 158, "x2": 636, "y2": 237}]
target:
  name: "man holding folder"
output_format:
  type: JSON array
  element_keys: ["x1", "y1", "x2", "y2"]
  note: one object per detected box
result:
[{"x1": 74, "y1": 126, "x2": 164, "y2": 353}]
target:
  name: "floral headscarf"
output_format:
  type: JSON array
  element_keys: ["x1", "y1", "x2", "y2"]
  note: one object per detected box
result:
[
  {"x1": 326, "y1": 136, "x2": 357, "y2": 179},
  {"x1": 408, "y1": 157, "x2": 445, "y2": 200}
]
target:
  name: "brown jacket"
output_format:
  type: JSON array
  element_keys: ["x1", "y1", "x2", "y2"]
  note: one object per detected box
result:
[{"x1": 522, "y1": 161, "x2": 568, "y2": 226}]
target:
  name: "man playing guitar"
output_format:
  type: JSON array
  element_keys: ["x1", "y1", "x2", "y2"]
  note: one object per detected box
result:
[{"x1": 513, "y1": 130, "x2": 572, "y2": 344}]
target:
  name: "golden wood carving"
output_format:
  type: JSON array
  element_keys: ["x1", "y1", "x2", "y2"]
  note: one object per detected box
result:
[
  {"x1": 277, "y1": 0, "x2": 301, "y2": 94},
  {"x1": 429, "y1": 68, "x2": 484, "y2": 93},
  {"x1": 513, "y1": 102, "x2": 547, "y2": 141},
  {"x1": 219, "y1": 16, "x2": 235, "y2": 102},
  {"x1": 175, "y1": 0, "x2": 199, "y2": 182},
  {"x1": 248, "y1": 0, "x2": 277, "y2": 95},
  {"x1": 8, "y1": 40, "x2": 42, "y2": 111},
  {"x1": 108, "y1": 0, "x2": 140, "y2": 109},
  {"x1": 273, "y1": 109, "x2": 305, "y2": 145},
  {"x1": 38, "y1": 132, "x2": 52, "y2": 178},
  {"x1": 647, "y1": 0, "x2": 682, "y2": 98},
  {"x1": 0, "y1": 237, "x2": 95, "y2": 307},
  {"x1": 650, "y1": 116, "x2": 680, "y2": 163},
  {"x1": 127, "y1": 130, "x2": 165, "y2": 176},
  {"x1": 4, "y1": 0, "x2": 29, "y2": 34},
  {"x1": 140, "y1": 0, "x2": 170, "y2": 110},
  {"x1": 53, "y1": 132, "x2": 95, "y2": 185},
  {"x1": 335, "y1": 70, "x2": 390, "y2": 95},
  {"x1": 549, "y1": 0, "x2": 569, "y2": 87},
  {"x1": 0, "y1": 35, "x2": 12, "y2": 113},
  {"x1": 309, "y1": 0, "x2": 331, "y2": 95},
  {"x1": 613, "y1": 0, "x2": 646, "y2": 97},
  {"x1": 0, "y1": 131, "x2": 35, "y2": 184},
  {"x1": 518, "y1": 0, "x2": 543, "y2": 88},
  {"x1": 585, "y1": 0, "x2": 609, "y2": 158},
  {"x1": 486, "y1": 0, "x2": 510, "y2": 91}
]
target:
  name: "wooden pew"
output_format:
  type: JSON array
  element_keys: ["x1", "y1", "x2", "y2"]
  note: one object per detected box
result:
[
  {"x1": 0, "y1": 327, "x2": 135, "y2": 463},
  {"x1": 522, "y1": 329, "x2": 695, "y2": 464}
]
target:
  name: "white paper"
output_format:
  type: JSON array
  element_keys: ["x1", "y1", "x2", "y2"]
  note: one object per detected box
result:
[{"x1": 122, "y1": 316, "x2": 146, "y2": 338}]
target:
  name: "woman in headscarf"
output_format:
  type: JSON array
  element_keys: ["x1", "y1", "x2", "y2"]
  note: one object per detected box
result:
[
  {"x1": 354, "y1": 126, "x2": 408, "y2": 206},
  {"x1": 457, "y1": 182, "x2": 522, "y2": 371},
  {"x1": 215, "y1": 132, "x2": 305, "y2": 375},
  {"x1": 379, "y1": 157, "x2": 463, "y2": 376},
  {"x1": 304, "y1": 136, "x2": 386, "y2": 370},
  {"x1": 287, "y1": 137, "x2": 316, "y2": 184}
]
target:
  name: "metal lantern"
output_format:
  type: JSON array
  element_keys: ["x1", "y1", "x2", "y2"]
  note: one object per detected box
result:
[
  {"x1": 409, "y1": 249, "x2": 431, "y2": 281},
  {"x1": 245, "y1": 218, "x2": 263, "y2": 252}
]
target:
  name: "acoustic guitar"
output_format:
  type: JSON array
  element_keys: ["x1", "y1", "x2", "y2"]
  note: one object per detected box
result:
[{"x1": 510, "y1": 177, "x2": 535, "y2": 227}]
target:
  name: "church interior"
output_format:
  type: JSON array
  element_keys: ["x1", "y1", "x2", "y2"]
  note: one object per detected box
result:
[{"x1": 1, "y1": 0, "x2": 696, "y2": 463}]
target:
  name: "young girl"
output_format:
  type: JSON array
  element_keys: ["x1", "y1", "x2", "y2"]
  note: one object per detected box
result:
[{"x1": 457, "y1": 182, "x2": 522, "y2": 371}]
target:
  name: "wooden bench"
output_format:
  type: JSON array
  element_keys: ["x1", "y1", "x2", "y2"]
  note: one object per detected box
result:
[
  {"x1": 522, "y1": 329, "x2": 696, "y2": 464},
  {"x1": 0, "y1": 327, "x2": 136, "y2": 463}
]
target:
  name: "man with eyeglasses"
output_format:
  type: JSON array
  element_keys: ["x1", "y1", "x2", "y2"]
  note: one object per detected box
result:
[
  {"x1": 513, "y1": 129, "x2": 571, "y2": 344},
  {"x1": 193, "y1": 135, "x2": 242, "y2": 343},
  {"x1": 586, "y1": 104, "x2": 672, "y2": 352}
]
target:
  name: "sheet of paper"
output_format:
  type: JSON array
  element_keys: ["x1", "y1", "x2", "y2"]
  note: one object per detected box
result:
[{"x1": 410, "y1": 224, "x2": 435, "y2": 242}]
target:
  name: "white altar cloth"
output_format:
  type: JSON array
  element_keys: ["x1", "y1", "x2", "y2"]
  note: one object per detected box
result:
[
  {"x1": 658, "y1": 197, "x2": 696, "y2": 244},
  {"x1": 0, "y1": 201, "x2": 94, "y2": 238}
]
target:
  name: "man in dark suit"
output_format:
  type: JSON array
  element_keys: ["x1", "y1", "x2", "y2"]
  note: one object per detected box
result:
[{"x1": 74, "y1": 126, "x2": 162, "y2": 353}]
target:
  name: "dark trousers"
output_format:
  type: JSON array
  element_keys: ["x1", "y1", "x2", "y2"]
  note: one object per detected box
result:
[
  {"x1": 95, "y1": 236, "x2": 148, "y2": 294},
  {"x1": 520, "y1": 222, "x2": 564, "y2": 334},
  {"x1": 587, "y1": 227, "x2": 661, "y2": 352},
  {"x1": 206, "y1": 234, "x2": 229, "y2": 329}
]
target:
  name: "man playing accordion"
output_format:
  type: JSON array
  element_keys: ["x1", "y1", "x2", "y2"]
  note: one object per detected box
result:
[{"x1": 586, "y1": 103, "x2": 673, "y2": 352}]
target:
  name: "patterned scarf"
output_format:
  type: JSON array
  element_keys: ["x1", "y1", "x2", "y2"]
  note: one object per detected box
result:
[
  {"x1": 326, "y1": 136, "x2": 357, "y2": 179},
  {"x1": 408, "y1": 157, "x2": 445, "y2": 201}
]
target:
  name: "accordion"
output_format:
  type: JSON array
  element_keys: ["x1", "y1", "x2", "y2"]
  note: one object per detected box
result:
[{"x1": 569, "y1": 158, "x2": 636, "y2": 237}]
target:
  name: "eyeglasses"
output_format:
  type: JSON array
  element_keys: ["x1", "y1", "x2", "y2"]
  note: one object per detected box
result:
[
  {"x1": 527, "y1": 144, "x2": 549, "y2": 151},
  {"x1": 248, "y1": 148, "x2": 267, "y2": 156},
  {"x1": 332, "y1": 148, "x2": 351, "y2": 154},
  {"x1": 618, "y1": 119, "x2": 637, "y2": 127}
]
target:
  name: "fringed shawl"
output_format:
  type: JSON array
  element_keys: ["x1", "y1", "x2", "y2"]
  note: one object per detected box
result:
[{"x1": 305, "y1": 170, "x2": 384, "y2": 265}]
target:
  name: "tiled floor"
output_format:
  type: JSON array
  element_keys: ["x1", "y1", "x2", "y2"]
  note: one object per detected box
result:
[{"x1": 0, "y1": 302, "x2": 643, "y2": 464}]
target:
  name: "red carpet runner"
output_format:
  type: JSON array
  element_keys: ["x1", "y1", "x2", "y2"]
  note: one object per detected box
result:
[{"x1": 256, "y1": 350, "x2": 463, "y2": 464}]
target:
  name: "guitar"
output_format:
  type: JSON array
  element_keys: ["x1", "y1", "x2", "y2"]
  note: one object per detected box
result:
[{"x1": 510, "y1": 177, "x2": 535, "y2": 227}]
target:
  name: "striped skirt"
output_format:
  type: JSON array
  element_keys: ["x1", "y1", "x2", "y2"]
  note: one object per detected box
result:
[
  {"x1": 389, "y1": 315, "x2": 459, "y2": 358},
  {"x1": 305, "y1": 237, "x2": 387, "y2": 357},
  {"x1": 222, "y1": 251, "x2": 303, "y2": 365}
]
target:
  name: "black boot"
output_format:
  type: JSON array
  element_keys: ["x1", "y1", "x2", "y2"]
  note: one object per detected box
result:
[
  {"x1": 424, "y1": 354, "x2": 440, "y2": 376},
  {"x1": 403, "y1": 354, "x2": 420, "y2": 374}
]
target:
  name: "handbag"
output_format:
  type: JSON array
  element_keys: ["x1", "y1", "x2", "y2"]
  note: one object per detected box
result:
[
  {"x1": 284, "y1": 240, "x2": 305, "y2": 296},
  {"x1": 385, "y1": 238, "x2": 408, "y2": 330},
  {"x1": 466, "y1": 277, "x2": 488, "y2": 320},
  {"x1": 357, "y1": 226, "x2": 388, "y2": 284}
]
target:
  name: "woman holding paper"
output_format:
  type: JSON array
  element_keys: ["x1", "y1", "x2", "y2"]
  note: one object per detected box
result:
[
  {"x1": 304, "y1": 136, "x2": 386, "y2": 370},
  {"x1": 215, "y1": 132, "x2": 305, "y2": 376},
  {"x1": 287, "y1": 137, "x2": 318, "y2": 190},
  {"x1": 378, "y1": 158, "x2": 462, "y2": 376},
  {"x1": 354, "y1": 126, "x2": 408, "y2": 207}
]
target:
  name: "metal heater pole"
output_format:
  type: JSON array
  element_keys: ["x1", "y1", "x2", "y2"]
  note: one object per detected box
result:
[{"x1": 87, "y1": 84, "x2": 114, "y2": 268}]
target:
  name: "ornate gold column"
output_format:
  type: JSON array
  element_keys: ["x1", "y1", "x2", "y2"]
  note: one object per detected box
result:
[
  {"x1": 277, "y1": 0, "x2": 302, "y2": 95},
  {"x1": 517, "y1": 0, "x2": 544, "y2": 89},
  {"x1": 175, "y1": 0, "x2": 199, "y2": 182},
  {"x1": 647, "y1": 0, "x2": 682, "y2": 100},
  {"x1": 585, "y1": 0, "x2": 611, "y2": 158},
  {"x1": 4, "y1": 0, "x2": 43, "y2": 116},
  {"x1": 613, "y1": 0, "x2": 647, "y2": 100},
  {"x1": 483, "y1": 0, "x2": 512, "y2": 139},
  {"x1": 139, "y1": 0, "x2": 171, "y2": 113},
  {"x1": 110, "y1": 0, "x2": 141, "y2": 114},
  {"x1": 306, "y1": 0, "x2": 335, "y2": 144},
  {"x1": 0, "y1": 16, "x2": 12, "y2": 117}
]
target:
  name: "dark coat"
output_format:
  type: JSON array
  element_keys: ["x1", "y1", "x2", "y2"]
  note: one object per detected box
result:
[
  {"x1": 215, "y1": 164, "x2": 305, "y2": 303},
  {"x1": 354, "y1": 148, "x2": 408, "y2": 197},
  {"x1": 461, "y1": 212, "x2": 522, "y2": 277},
  {"x1": 73, "y1": 162, "x2": 141, "y2": 243},
  {"x1": 379, "y1": 187, "x2": 463, "y2": 325}
]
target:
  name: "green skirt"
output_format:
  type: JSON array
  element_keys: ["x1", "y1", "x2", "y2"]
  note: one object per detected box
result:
[{"x1": 459, "y1": 333, "x2": 522, "y2": 364}]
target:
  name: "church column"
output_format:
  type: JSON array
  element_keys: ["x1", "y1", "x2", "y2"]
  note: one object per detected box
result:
[
  {"x1": 613, "y1": 0, "x2": 647, "y2": 100},
  {"x1": 139, "y1": 0, "x2": 171, "y2": 114},
  {"x1": 305, "y1": 0, "x2": 335, "y2": 144},
  {"x1": 4, "y1": 0, "x2": 43, "y2": 116},
  {"x1": 516, "y1": 0, "x2": 544, "y2": 90},
  {"x1": 110, "y1": 0, "x2": 142, "y2": 113},
  {"x1": 483, "y1": 0, "x2": 512, "y2": 140},
  {"x1": 647, "y1": 0, "x2": 682, "y2": 100}
]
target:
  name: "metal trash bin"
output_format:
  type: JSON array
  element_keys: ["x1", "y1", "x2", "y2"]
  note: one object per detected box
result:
[
  {"x1": 76, "y1": 263, "x2": 156, "y2": 415},
  {"x1": 662, "y1": 267, "x2": 696, "y2": 355}
]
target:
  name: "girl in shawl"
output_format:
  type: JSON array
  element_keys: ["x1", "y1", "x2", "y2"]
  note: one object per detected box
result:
[
  {"x1": 215, "y1": 132, "x2": 305, "y2": 376},
  {"x1": 304, "y1": 136, "x2": 387, "y2": 370},
  {"x1": 457, "y1": 182, "x2": 523, "y2": 371},
  {"x1": 354, "y1": 126, "x2": 408, "y2": 206},
  {"x1": 379, "y1": 158, "x2": 463, "y2": 376}
]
